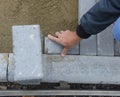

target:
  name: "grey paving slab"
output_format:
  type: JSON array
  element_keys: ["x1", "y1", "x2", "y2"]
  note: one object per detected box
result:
[
  {"x1": 79, "y1": 0, "x2": 97, "y2": 55},
  {"x1": 12, "y1": 25, "x2": 43, "y2": 82},
  {"x1": 8, "y1": 53, "x2": 41, "y2": 84},
  {"x1": 6, "y1": 54, "x2": 120, "y2": 84},
  {"x1": 45, "y1": 37, "x2": 80, "y2": 55},
  {"x1": 80, "y1": 36, "x2": 97, "y2": 55},
  {"x1": 0, "y1": 53, "x2": 8, "y2": 82},
  {"x1": 97, "y1": 25, "x2": 114, "y2": 56},
  {"x1": 79, "y1": 0, "x2": 96, "y2": 21},
  {"x1": 42, "y1": 55, "x2": 120, "y2": 84},
  {"x1": 114, "y1": 40, "x2": 120, "y2": 56},
  {"x1": 8, "y1": 53, "x2": 15, "y2": 82}
]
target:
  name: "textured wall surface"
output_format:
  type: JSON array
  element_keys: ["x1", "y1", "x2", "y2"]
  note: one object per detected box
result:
[{"x1": 0, "y1": 0, "x2": 78, "y2": 52}]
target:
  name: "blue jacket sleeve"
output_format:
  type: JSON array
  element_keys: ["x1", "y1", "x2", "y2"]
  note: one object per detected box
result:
[{"x1": 77, "y1": 0, "x2": 120, "y2": 39}]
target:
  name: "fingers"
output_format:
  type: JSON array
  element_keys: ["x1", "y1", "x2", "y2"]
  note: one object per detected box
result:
[
  {"x1": 60, "y1": 31, "x2": 64, "y2": 33},
  {"x1": 48, "y1": 34, "x2": 60, "y2": 44},
  {"x1": 61, "y1": 48, "x2": 69, "y2": 57},
  {"x1": 48, "y1": 30, "x2": 71, "y2": 57},
  {"x1": 55, "y1": 32, "x2": 61, "y2": 37}
]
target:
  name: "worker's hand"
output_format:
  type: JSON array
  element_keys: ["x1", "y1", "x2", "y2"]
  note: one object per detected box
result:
[{"x1": 48, "y1": 30, "x2": 82, "y2": 57}]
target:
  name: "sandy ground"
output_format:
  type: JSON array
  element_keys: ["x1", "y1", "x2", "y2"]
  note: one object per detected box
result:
[{"x1": 0, "y1": 0, "x2": 78, "y2": 52}]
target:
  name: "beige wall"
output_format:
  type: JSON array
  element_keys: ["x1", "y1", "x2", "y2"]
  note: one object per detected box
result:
[{"x1": 0, "y1": 0, "x2": 78, "y2": 52}]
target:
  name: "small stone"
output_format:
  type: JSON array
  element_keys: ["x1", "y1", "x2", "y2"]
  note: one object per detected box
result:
[{"x1": 45, "y1": 37, "x2": 80, "y2": 55}]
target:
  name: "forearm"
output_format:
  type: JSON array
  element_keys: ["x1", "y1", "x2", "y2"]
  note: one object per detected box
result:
[{"x1": 77, "y1": 0, "x2": 120, "y2": 39}]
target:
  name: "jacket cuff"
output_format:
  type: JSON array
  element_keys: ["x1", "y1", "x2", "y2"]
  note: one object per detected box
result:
[{"x1": 76, "y1": 24, "x2": 91, "y2": 39}]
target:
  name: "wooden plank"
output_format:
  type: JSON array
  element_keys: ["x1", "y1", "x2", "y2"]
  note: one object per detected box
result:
[
  {"x1": 97, "y1": 25, "x2": 114, "y2": 56},
  {"x1": 79, "y1": 0, "x2": 97, "y2": 55}
]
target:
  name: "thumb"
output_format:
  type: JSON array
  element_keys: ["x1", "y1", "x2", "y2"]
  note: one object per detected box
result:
[{"x1": 61, "y1": 47, "x2": 69, "y2": 57}]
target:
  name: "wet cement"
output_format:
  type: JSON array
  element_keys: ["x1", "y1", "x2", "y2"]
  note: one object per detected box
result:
[{"x1": 0, "y1": 0, "x2": 78, "y2": 52}]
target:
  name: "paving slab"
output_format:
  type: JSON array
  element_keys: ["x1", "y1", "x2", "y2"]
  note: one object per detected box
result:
[
  {"x1": 8, "y1": 53, "x2": 14, "y2": 82},
  {"x1": 97, "y1": 25, "x2": 114, "y2": 56},
  {"x1": 12, "y1": 25, "x2": 43, "y2": 82},
  {"x1": 78, "y1": 0, "x2": 96, "y2": 21},
  {"x1": 114, "y1": 40, "x2": 120, "y2": 56},
  {"x1": 6, "y1": 54, "x2": 120, "y2": 84},
  {"x1": 8, "y1": 54, "x2": 41, "y2": 84},
  {"x1": 79, "y1": 0, "x2": 97, "y2": 55},
  {"x1": 0, "y1": 53, "x2": 8, "y2": 82},
  {"x1": 80, "y1": 36, "x2": 97, "y2": 55},
  {"x1": 45, "y1": 37, "x2": 80, "y2": 55},
  {"x1": 42, "y1": 55, "x2": 120, "y2": 84}
]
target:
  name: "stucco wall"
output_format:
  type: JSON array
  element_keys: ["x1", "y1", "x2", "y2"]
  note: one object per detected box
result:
[{"x1": 0, "y1": 0, "x2": 78, "y2": 52}]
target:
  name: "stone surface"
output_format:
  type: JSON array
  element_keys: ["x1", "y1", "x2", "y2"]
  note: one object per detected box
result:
[
  {"x1": 97, "y1": 25, "x2": 114, "y2": 56},
  {"x1": 4, "y1": 53, "x2": 120, "y2": 84},
  {"x1": 45, "y1": 37, "x2": 80, "y2": 55},
  {"x1": 79, "y1": 0, "x2": 97, "y2": 55},
  {"x1": 78, "y1": 0, "x2": 96, "y2": 21},
  {"x1": 114, "y1": 40, "x2": 120, "y2": 56},
  {"x1": 42, "y1": 55, "x2": 120, "y2": 84},
  {"x1": 0, "y1": 53, "x2": 8, "y2": 82},
  {"x1": 8, "y1": 54, "x2": 41, "y2": 84},
  {"x1": 8, "y1": 53, "x2": 15, "y2": 82},
  {"x1": 80, "y1": 36, "x2": 97, "y2": 55},
  {"x1": 12, "y1": 25, "x2": 43, "y2": 82}
]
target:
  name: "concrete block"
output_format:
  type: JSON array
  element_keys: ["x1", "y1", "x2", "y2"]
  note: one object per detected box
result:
[
  {"x1": 114, "y1": 40, "x2": 120, "y2": 56},
  {"x1": 97, "y1": 25, "x2": 114, "y2": 56},
  {"x1": 80, "y1": 35, "x2": 97, "y2": 55},
  {"x1": 0, "y1": 53, "x2": 8, "y2": 82},
  {"x1": 6, "y1": 53, "x2": 120, "y2": 84},
  {"x1": 42, "y1": 55, "x2": 120, "y2": 84},
  {"x1": 45, "y1": 37, "x2": 80, "y2": 55},
  {"x1": 8, "y1": 53, "x2": 40, "y2": 84},
  {"x1": 8, "y1": 53, "x2": 15, "y2": 82},
  {"x1": 79, "y1": 0, "x2": 96, "y2": 21},
  {"x1": 12, "y1": 25, "x2": 43, "y2": 82},
  {"x1": 79, "y1": 0, "x2": 97, "y2": 55}
]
